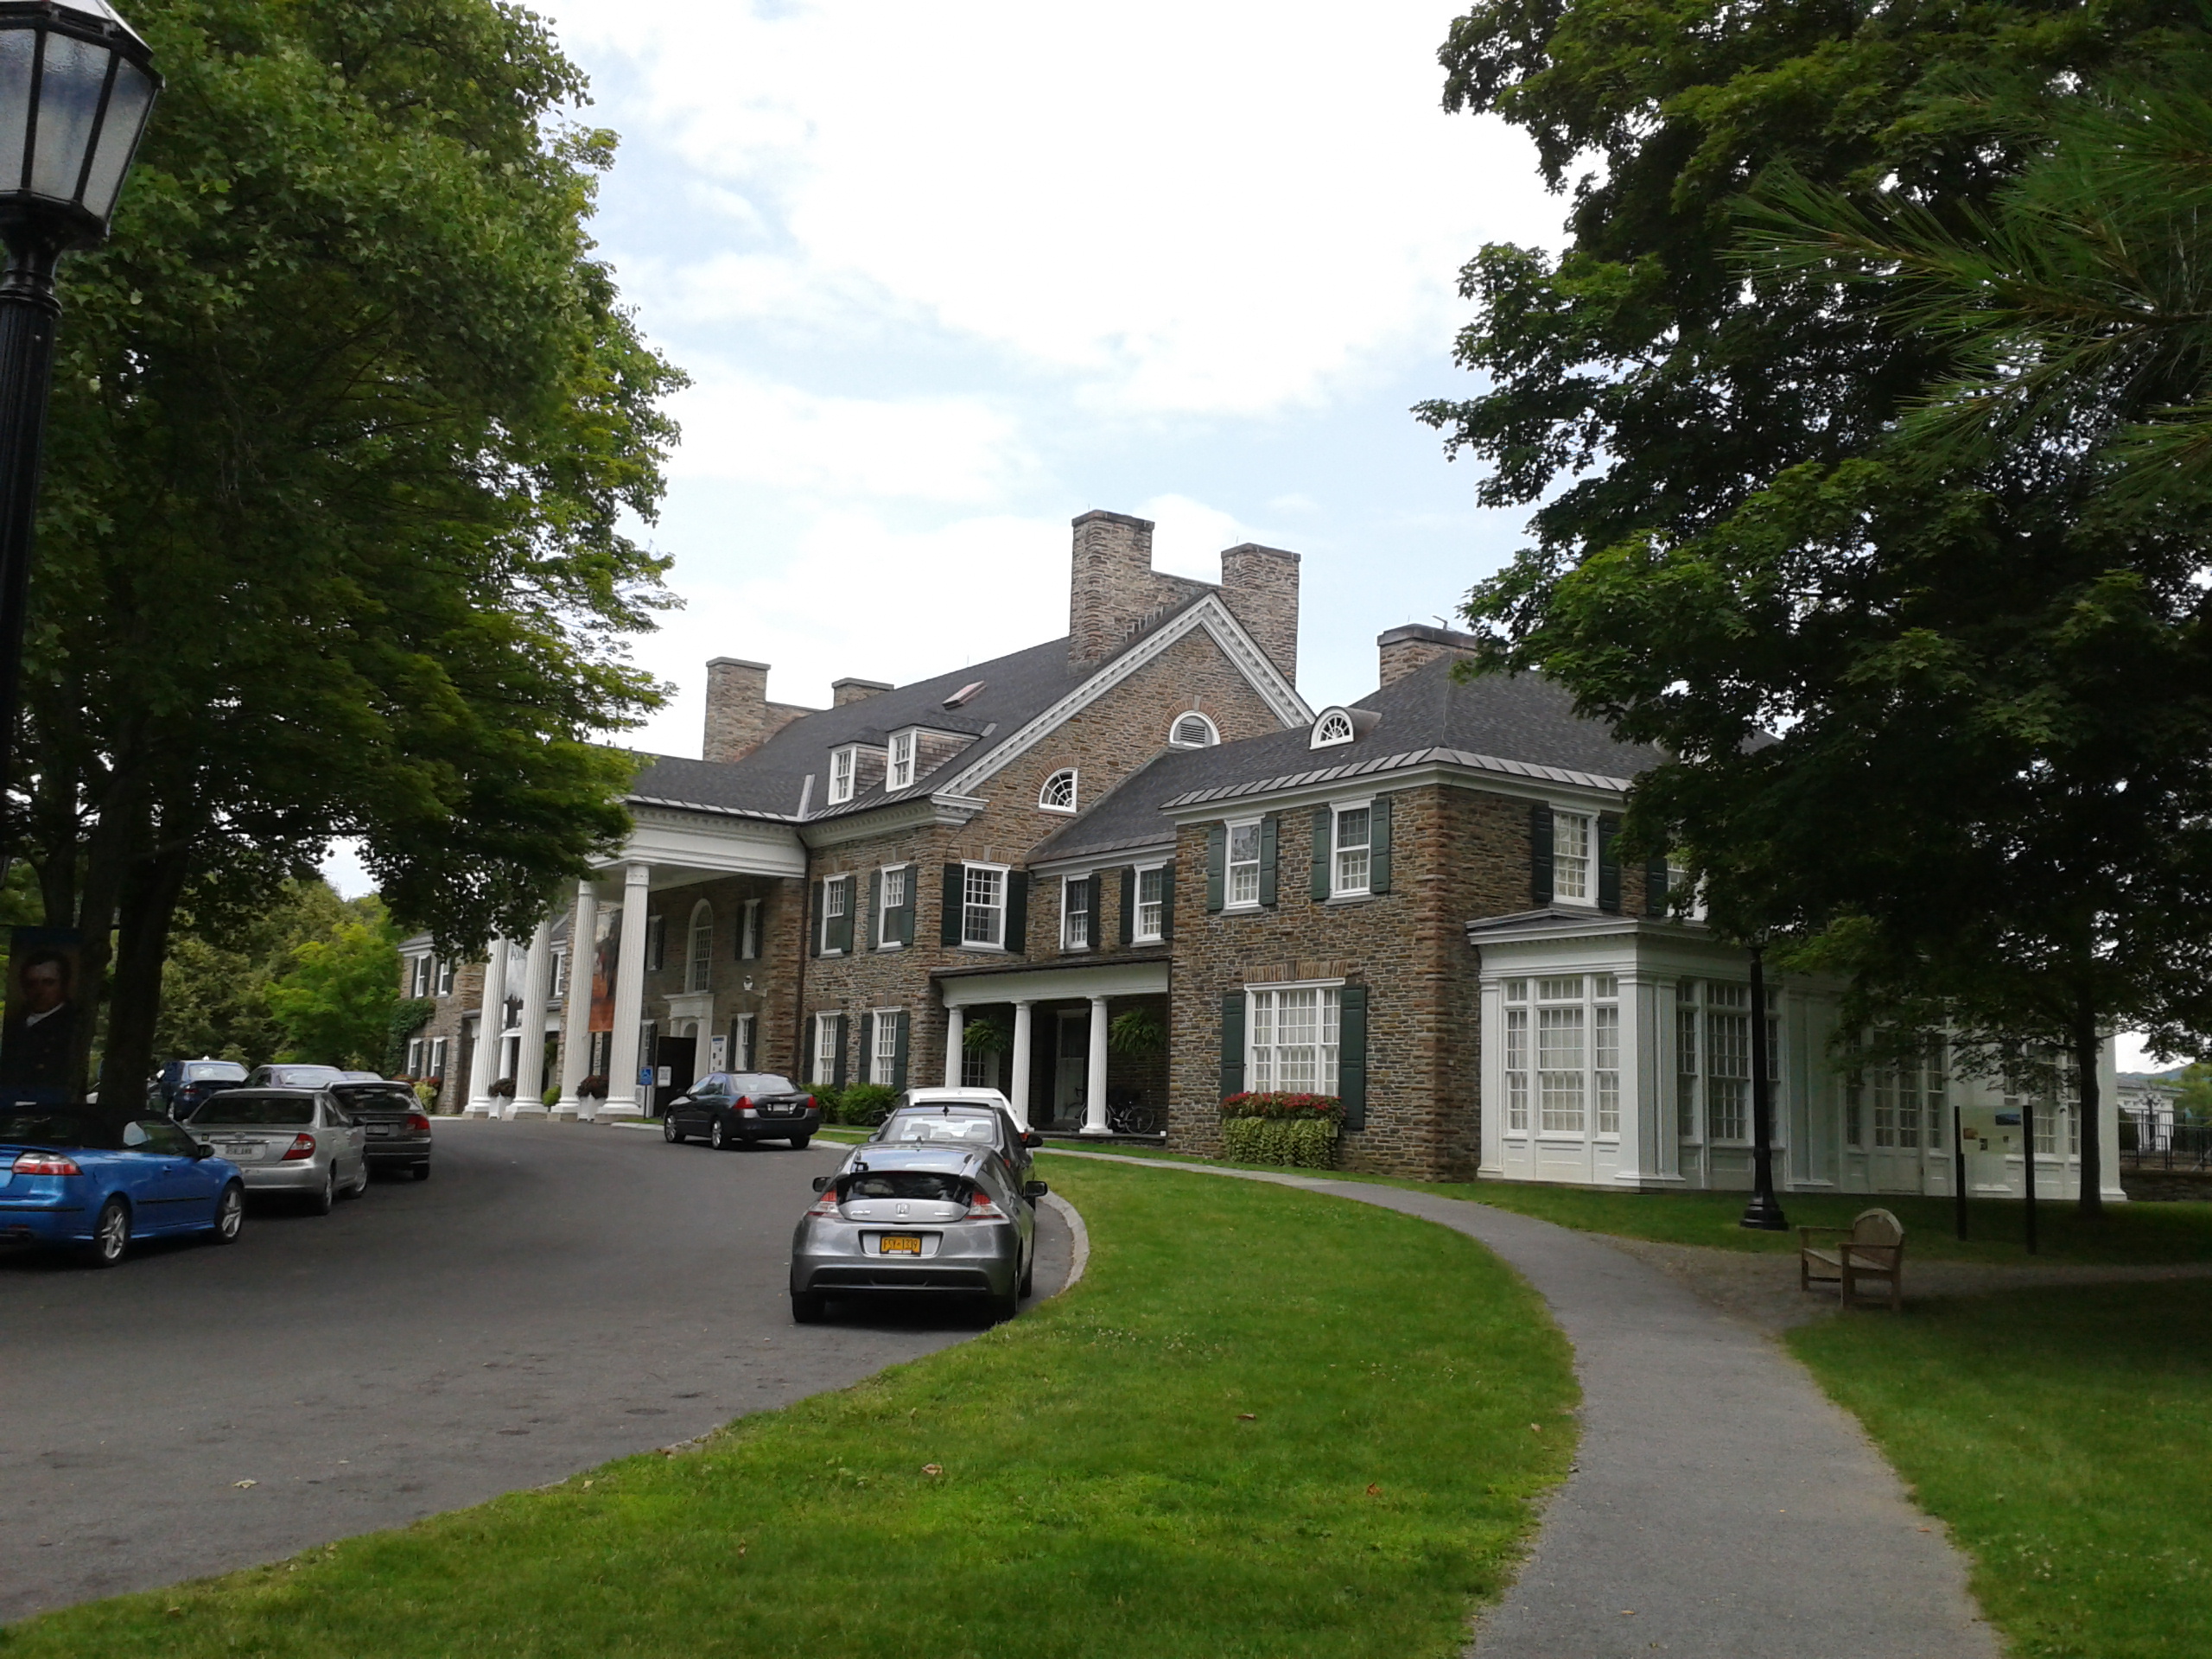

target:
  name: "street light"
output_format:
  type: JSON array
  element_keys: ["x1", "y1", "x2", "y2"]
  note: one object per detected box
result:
[
  {"x1": 0, "y1": 0, "x2": 158, "y2": 812},
  {"x1": 1739, "y1": 944, "x2": 1789, "y2": 1231}
]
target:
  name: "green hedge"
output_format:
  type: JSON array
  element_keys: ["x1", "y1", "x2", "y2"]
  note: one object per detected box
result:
[
  {"x1": 1223, "y1": 1115, "x2": 1339, "y2": 1169},
  {"x1": 829, "y1": 1083, "x2": 896, "y2": 1127}
]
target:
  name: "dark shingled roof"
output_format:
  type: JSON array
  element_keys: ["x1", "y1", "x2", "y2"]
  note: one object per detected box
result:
[
  {"x1": 1029, "y1": 658, "x2": 1662, "y2": 864},
  {"x1": 624, "y1": 636, "x2": 1089, "y2": 821}
]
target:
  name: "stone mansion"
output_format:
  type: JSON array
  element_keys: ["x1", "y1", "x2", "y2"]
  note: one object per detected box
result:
[{"x1": 398, "y1": 509, "x2": 2121, "y2": 1198}]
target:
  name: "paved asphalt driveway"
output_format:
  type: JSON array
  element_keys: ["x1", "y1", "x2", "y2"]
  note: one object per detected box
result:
[{"x1": 1, "y1": 1118, "x2": 1071, "y2": 1624}]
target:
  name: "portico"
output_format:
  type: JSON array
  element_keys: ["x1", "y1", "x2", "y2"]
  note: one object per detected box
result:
[{"x1": 936, "y1": 959, "x2": 1170, "y2": 1135}]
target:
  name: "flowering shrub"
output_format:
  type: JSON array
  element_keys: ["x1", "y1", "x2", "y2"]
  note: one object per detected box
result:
[{"x1": 1220, "y1": 1091, "x2": 1344, "y2": 1123}]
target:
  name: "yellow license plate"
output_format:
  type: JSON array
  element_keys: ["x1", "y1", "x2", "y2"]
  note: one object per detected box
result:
[{"x1": 879, "y1": 1236, "x2": 923, "y2": 1255}]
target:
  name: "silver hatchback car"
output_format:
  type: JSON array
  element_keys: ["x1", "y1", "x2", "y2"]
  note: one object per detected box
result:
[
  {"x1": 182, "y1": 1089, "x2": 368, "y2": 1213},
  {"x1": 790, "y1": 1144, "x2": 1044, "y2": 1325}
]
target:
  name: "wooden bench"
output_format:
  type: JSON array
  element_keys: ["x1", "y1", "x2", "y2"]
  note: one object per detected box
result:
[{"x1": 1799, "y1": 1207, "x2": 1905, "y2": 1310}]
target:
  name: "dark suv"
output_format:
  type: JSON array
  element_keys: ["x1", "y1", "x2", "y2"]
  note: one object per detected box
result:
[
  {"x1": 156, "y1": 1058, "x2": 248, "y2": 1122},
  {"x1": 663, "y1": 1072, "x2": 820, "y2": 1150}
]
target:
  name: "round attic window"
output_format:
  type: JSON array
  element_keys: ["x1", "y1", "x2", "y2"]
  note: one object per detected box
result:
[
  {"x1": 1169, "y1": 711, "x2": 1219, "y2": 748},
  {"x1": 1311, "y1": 709, "x2": 1357, "y2": 749},
  {"x1": 1039, "y1": 768, "x2": 1078, "y2": 812}
]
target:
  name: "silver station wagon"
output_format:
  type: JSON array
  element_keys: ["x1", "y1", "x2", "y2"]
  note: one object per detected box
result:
[
  {"x1": 790, "y1": 1143, "x2": 1046, "y2": 1325},
  {"x1": 182, "y1": 1089, "x2": 368, "y2": 1214}
]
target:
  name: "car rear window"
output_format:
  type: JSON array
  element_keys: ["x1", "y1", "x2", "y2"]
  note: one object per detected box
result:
[
  {"x1": 728, "y1": 1073, "x2": 799, "y2": 1096},
  {"x1": 333, "y1": 1085, "x2": 416, "y2": 1111},
  {"x1": 186, "y1": 1062, "x2": 247, "y2": 1082},
  {"x1": 881, "y1": 1111, "x2": 999, "y2": 1146},
  {"x1": 842, "y1": 1171, "x2": 969, "y2": 1203},
  {"x1": 185, "y1": 1094, "x2": 315, "y2": 1126}
]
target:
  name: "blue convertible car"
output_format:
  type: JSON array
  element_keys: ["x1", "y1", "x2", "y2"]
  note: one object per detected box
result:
[{"x1": 0, "y1": 1107, "x2": 245, "y2": 1267}]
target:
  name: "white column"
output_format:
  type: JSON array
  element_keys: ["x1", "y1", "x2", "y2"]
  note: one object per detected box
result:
[
  {"x1": 1613, "y1": 972, "x2": 1649, "y2": 1185},
  {"x1": 1008, "y1": 1000, "x2": 1035, "y2": 1129},
  {"x1": 1081, "y1": 995, "x2": 1111, "y2": 1136},
  {"x1": 507, "y1": 918, "x2": 555, "y2": 1117},
  {"x1": 554, "y1": 880, "x2": 597, "y2": 1121},
  {"x1": 464, "y1": 938, "x2": 508, "y2": 1117},
  {"x1": 601, "y1": 862, "x2": 653, "y2": 1118},
  {"x1": 944, "y1": 1005, "x2": 965, "y2": 1089}
]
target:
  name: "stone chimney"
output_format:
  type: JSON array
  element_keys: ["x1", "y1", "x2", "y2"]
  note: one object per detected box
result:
[
  {"x1": 1070, "y1": 511, "x2": 1160, "y2": 671},
  {"x1": 702, "y1": 658, "x2": 817, "y2": 764},
  {"x1": 1220, "y1": 543, "x2": 1300, "y2": 684},
  {"x1": 831, "y1": 677, "x2": 893, "y2": 708},
  {"x1": 1377, "y1": 624, "x2": 1484, "y2": 688}
]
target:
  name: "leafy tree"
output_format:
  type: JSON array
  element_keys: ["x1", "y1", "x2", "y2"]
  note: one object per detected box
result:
[
  {"x1": 16, "y1": 0, "x2": 683, "y2": 1122},
  {"x1": 1423, "y1": 0, "x2": 2212, "y2": 1216},
  {"x1": 265, "y1": 897, "x2": 400, "y2": 1068},
  {"x1": 152, "y1": 878, "x2": 353, "y2": 1064}
]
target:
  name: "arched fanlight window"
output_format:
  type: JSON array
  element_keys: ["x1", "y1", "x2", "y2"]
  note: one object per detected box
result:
[
  {"x1": 1311, "y1": 709, "x2": 1357, "y2": 749},
  {"x1": 1169, "y1": 711, "x2": 1219, "y2": 748},
  {"x1": 686, "y1": 900, "x2": 714, "y2": 993},
  {"x1": 1039, "y1": 768, "x2": 1078, "y2": 813}
]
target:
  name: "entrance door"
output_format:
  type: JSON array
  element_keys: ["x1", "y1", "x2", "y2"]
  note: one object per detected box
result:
[
  {"x1": 654, "y1": 1036, "x2": 696, "y2": 1116},
  {"x1": 1053, "y1": 1010, "x2": 1090, "y2": 1127}
]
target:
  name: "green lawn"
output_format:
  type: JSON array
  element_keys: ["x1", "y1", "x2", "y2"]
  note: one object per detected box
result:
[
  {"x1": 2, "y1": 1162, "x2": 1577, "y2": 1658},
  {"x1": 1790, "y1": 1281, "x2": 2212, "y2": 1659}
]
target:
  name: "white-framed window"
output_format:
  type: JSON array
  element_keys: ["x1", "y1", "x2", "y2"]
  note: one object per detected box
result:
[
  {"x1": 1675, "y1": 980, "x2": 1782, "y2": 1143},
  {"x1": 879, "y1": 865, "x2": 907, "y2": 949},
  {"x1": 828, "y1": 745, "x2": 857, "y2": 805},
  {"x1": 963, "y1": 1045, "x2": 996, "y2": 1090},
  {"x1": 1553, "y1": 810, "x2": 1595, "y2": 904},
  {"x1": 738, "y1": 898, "x2": 761, "y2": 961},
  {"x1": 1333, "y1": 803, "x2": 1372, "y2": 897},
  {"x1": 1135, "y1": 864, "x2": 1166, "y2": 943},
  {"x1": 871, "y1": 1009, "x2": 901, "y2": 1085},
  {"x1": 728, "y1": 1014, "x2": 755, "y2": 1071},
  {"x1": 812, "y1": 1014, "x2": 840, "y2": 1084},
  {"x1": 887, "y1": 730, "x2": 916, "y2": 791},
  {"x1": 1503, "y1": 980, "x2": 1530, "y2": 1132},
  {"x1": 1227, "y1": 819, "x2": 1262, "y2": 908},
  {"x1": 552, "y1": 949, "x2": 569, "y2": 999},
  {"x1": 686, "y1": 900, "x2": 714, "y2": 993},
  {"x1": 1311, "y1": 709, "x2": 1356, "y2": 749},
  {"x1": 962, "y1": 864, "x2": 1006, "y2": 948},
  {"x1": 821, "y1": 874, "x2": 849, "y2": 955},
  {"x1": 1503, "y1": 973, "x2": 1623, "y2": 1139},
  {"x1": 406, "y1": 1037, "x2": 426, "y2": 1076},
  {"x1": 1039, "y1": 768, "x2": 1078, "y2": 813},
  {"x1": 1846, "y1": 1035, "x2": 1947, "y2": 1153},
  {"x1": 1062, "y1": 875, "x2": 1091, "y2": 950},
  {"x1": 1170, "y1": 711, "x2": 1218, "y2": 748},
  {"x1": 1249, "y1": 983, "x2": 1341, "y2": 1094},
  {"x1": 1593, "y1": 976, "x2": 1621, "y2": 1135},
  {"x1": 429, "y1": 1036, "x2": 448, "y2": 1082},
  {"x1": 645, "y1": 913, "x2": 666, "y2": 971},
  {"x1": 436, "y1": 957, "x2": 454, "y2": 996},
  {"x1": 409, "y1": 955, "x2": 433, "y2": 999},
  {"x1": 1536, "y1": 976, "x2": 1586, "y2": 1133}
]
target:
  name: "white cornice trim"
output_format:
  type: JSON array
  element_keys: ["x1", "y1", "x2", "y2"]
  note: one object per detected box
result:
[
  {"x1": 797, "y1": 792, "x2": 985, "y2": 850},
  {"x1": 937, "y1": 595, "x2": 1311, "y2": 800}
]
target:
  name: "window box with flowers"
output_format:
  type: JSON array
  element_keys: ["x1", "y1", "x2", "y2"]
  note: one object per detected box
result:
[{"x1": 1219, "y1": 1091, "x2": 1343, "y2": 1168}]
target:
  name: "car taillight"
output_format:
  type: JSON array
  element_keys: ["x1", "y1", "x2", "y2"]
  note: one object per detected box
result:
[
  {"x1": 963, "y1": 1187, "x2": 1007, "y2": 1221},
  {"x1": 282, "y1": 1134, "x2": 316, "y2": 1161},
  {"x1": 11, "y1": 1151, "x2": 80, "y2": 1177},
  {"x1": 806, "y1": 1187, "x2": 842, "y2": 1217},
  {"x1": 406, "y1": 1114, "x2": 429, "y2": 1133},
  {"x1": 802, "y1": 1095, "x2": 816, "y2": 1113}
]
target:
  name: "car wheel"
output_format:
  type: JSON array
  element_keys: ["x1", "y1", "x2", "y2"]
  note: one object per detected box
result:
[
  {"x1": 788, "y1": 1134, "x2": 811, "y2": 1150},
  {"x1": 790, "y1": 1291, "x2": 827, "y2": 1325},
  {"x1": 411, "y1": 1161, "x2": 431, "y2": 1181},
  {"x1": 1020, "y1": 1249, "x2": 1034, "y2": 1300},
  {"x1": 209, "y1": 1182, "x2": 245, "y2": 1244},
  {"x1": 84, "y1": 1196, "x2": 130, "y2": 1268},
  {"x1": 343, "y1": 1160, "x2": 369, "y2": 1198},
  {"x1": 308, "y1": 1171, "x2": 334, "y2": 1216},
  {"x1": 985, "y1": 1283, "x2": 1020, "y2": 1324},
  {"x1": 664, "y1": 1115, "x2": 683, "y2": 1144},
  {"x1": 709, "y1": 1116, "x2": 729, "y2": 1151}
]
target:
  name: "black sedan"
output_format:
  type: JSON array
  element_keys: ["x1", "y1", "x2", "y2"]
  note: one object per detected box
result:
[
  {"x1": 331, "y1": 1081, "x2": 434, "y2": 1179},
  {"x1": 663, "y1": 1071, "x2": 819, "y2": 1150}
]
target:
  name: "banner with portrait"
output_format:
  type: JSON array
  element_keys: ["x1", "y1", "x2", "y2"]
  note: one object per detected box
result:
[
  {"x1": 588, "y1": 905, "x2": 619, "y2": 1035},
  {"x1": 0, "y1": 926, "x2": 83, "y2": 1103}
]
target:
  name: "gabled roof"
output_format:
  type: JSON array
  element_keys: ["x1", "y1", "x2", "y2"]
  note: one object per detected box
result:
[{"x1": 1029, "y1": 658, "x2": 1664, "y2": 864}]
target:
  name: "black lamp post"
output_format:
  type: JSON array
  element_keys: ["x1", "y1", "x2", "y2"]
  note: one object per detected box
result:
[
  {"x1": 1739, "y1": 944, "x2": 1789, "y2": 1231},
  {"x1": 0, "y1": 1, "x2": 157, "y2": 815}
]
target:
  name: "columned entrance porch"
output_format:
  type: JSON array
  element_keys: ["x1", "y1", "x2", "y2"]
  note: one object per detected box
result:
[{"x1": 936, "y1": 959, "x2": 1170, "y2": 1136}]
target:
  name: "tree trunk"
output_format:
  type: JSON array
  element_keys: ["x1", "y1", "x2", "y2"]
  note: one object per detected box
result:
[
  {"x1": 100, "y1": 833, "x2": 194, "y2": 1128},
  {"x1": 2074, "y1": 1000, "x2": 2103, "y2": 1221}
]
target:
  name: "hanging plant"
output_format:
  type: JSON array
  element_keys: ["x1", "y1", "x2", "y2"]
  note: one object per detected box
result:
[
  {"x1": 1109, "y1": 1007, "x2": 1166, "y2": 1059},
  {"x1": 963, "y1": 1017, "x2": 1011, "y2": 1055}
]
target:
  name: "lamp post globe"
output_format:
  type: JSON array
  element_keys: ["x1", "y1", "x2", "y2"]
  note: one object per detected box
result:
[{"x1": 0, "y1": 0, "x2": 157, "y2": 817}]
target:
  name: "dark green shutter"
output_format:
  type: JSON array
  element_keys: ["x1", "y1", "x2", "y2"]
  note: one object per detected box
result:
[
  {"x1": 1598, "y1": 815, "x2": 1622, "y2": 914},
  {"x1": 1085, "y1": 873, "x2": 1103, "y2": 949},
  {"x1": 1119, "y1": 867, "x2": 1135, "y2": 946},
  {"x1": 1370, "y1": 794, "x2": 1392, "y2": 895},
  {"x1": 1219, "y1": 990, "x2": 1246, "y2": 1099},
  {"x1": 833, "y1": 880, "x2": 855, "y2": 954},
  {"x1": 867, "y1": 869, "x2": 883, "y2": 950},
  {"x1": 809, "y1": 880, "x2": 824, "y2": 957},
  {"x1": 899, "y1": 868, "x2": 917, "y2": 946},
  {"x1": 1645, "y1": 855, "x2": 1671, "y2": 918},
  {"x1": 1205, "y1": 825, "x2": 1226, "y2": 912},
  {"x1": 1160, "y1": 861, "x2": 1176, "y2": 940},
  {"x1": 941, "y1": 863, "x2": 963, "y2": 945},
  {"x1": 1006, "y1": 871, "x2": 1029, "y2": 953},
  {"x1": 857, "y1": 1012, "x2": 875, "y2": 1086},
  {"x1": 832, "y1": 1014, "x2": 849, "y2": 1090},
  {"x1": 892, "y1": 1011, "x2": 910, "y2": 1089},
  {"x1": 1338, "y1": 984, "x2": 1368, "y2": 1129},
  {"x1": 1310, "y1": 806, "x2": 1332, "y2": 900},
  {"x1": 1259, "y1": 814, "x2": 1278, "y2": 906},
  {"x1": 1530, "y1": 804, "x2": 1554, "y2": 906}
]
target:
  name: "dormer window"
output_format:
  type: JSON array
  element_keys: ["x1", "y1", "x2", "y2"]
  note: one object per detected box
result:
[
  {"x1": 1311, "y1": 709, "x2": 1357, "y2": 749},
  {"x1": 887, "y1": 730, "x2": 916, "y2": 791},
  {"x1": 828, "y1": 745, "x2": 857, "y2": 804},
  {"x1": 1039, "y1": 768, "x2": 1078, "y2": 813},
  {"x1": 1170, "y1": 711, "x2": 1219, "y2": 748}
]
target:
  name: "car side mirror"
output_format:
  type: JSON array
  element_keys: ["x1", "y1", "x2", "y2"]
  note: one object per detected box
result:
[
  {"x1": 191, "y1": 1143, "x2": 213, "y2": 1160},
  {"x1": 810, "y1": 1175, "x2": 832, "y2": 1193},
  {"x1": 1021, "y1": 1130, "x2": 1042, "y2": 1147},
  {"x1": 1023, "y1": 1180, "x2": 1048, "y2": 1199}
]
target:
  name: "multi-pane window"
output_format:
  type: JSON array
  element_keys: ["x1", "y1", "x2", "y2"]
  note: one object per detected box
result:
[
  {"x1": 1675, "y1": 981, "x2": 1780, "y2": 1142},
  {"x1": 1504, "y1": 975, "x2": 1618, "y2": 1136},
  {"x1": 828, "y1": 747, "x2": 856, "y2": 804},
  {"x1": 406, "y1": 1037, "x2": 426, "y2": 1077},
  {"x1": 1863, "y1": 1037, "x2": 1945, "y2": 1150},
  {"x1": 1039, "y1": 768, "x2": 1078, "y2": 812},
  {"x1": 1249, "y1": 986, "x2": 1341, "y2": 1094},
  {"x1": 1311, "y1": 709, "x2": 1355, "y2": 747},
  {"x1": 1333, "y1": 804, "x2": 1372, "y2": 896},
  {"x1": 738, "y1": 898, "x2": 761, "y2": 960},
  {"x1": 813, "y1": 1014, "x2": 840, "y2": 1084},
  {"x1": 962, "y1": 1046, "x2": 995, "y2": 1089},
  {"x1": 436, "y1": 957, "x2": 454, "y2": 996},
  {"x1": 1554, "y1": 811, "x2": 1594, "y2": 903},
  {"x1": 1593, "y1": 976, "x2": 1621, "y2": 1135},
  {"x1": 1062, "y1": 876, "x2": 1090, "y2": 950},
  {"x1": 729, "y1": 1014, "x2": 754, "y2": 1072},
  {"x1": 887, "y1": 731, "x2": 915, "y2": 791},
  {"x1": 962, "y1": 865, "x2": 1006, "y2": 947},
  {"x1": 686, "y1": 902, "x2": 714, "y2": 993},
  {"x1": 1227, "y1": 821, "x2": 1262, "y2": 907},
  {"x1": 1537, "y1": 978, "x2": 1586, "y2": 1133},
  {"x1": 552, "y1": 949, "x2": 569, "y2": 999},
  {"x1": 645, "y1": 914, "x2": 666, "y2": 971},
  {"x1": 1676, "y1": 982, "x2": 1699, "y2": 1136},
  {"x1": 1503, "y1": 980, "x2": 1530, "y2": 1132},
  {"x1": 872, "y1": 1011, "x2": 900, "y2": 1086},
  {"x1": 429, "y1": 1037, "x2": 448, "y2": 1082},
  {"x1": 821, "y1": 876, "x2": 849, "y2": 954},
  {"x1": 2019, "y1": 1051, "x2": 2076, "y2": 1156},
  {"x1": 1135, "y1": 866, "x2": 1165, "y2": 942},
  {"x1": 410, "y1": 955, "x2": 434, "y2": 999},
  {"x1": 879, "y1": 866, "x2": 907, "y2": 948}
]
